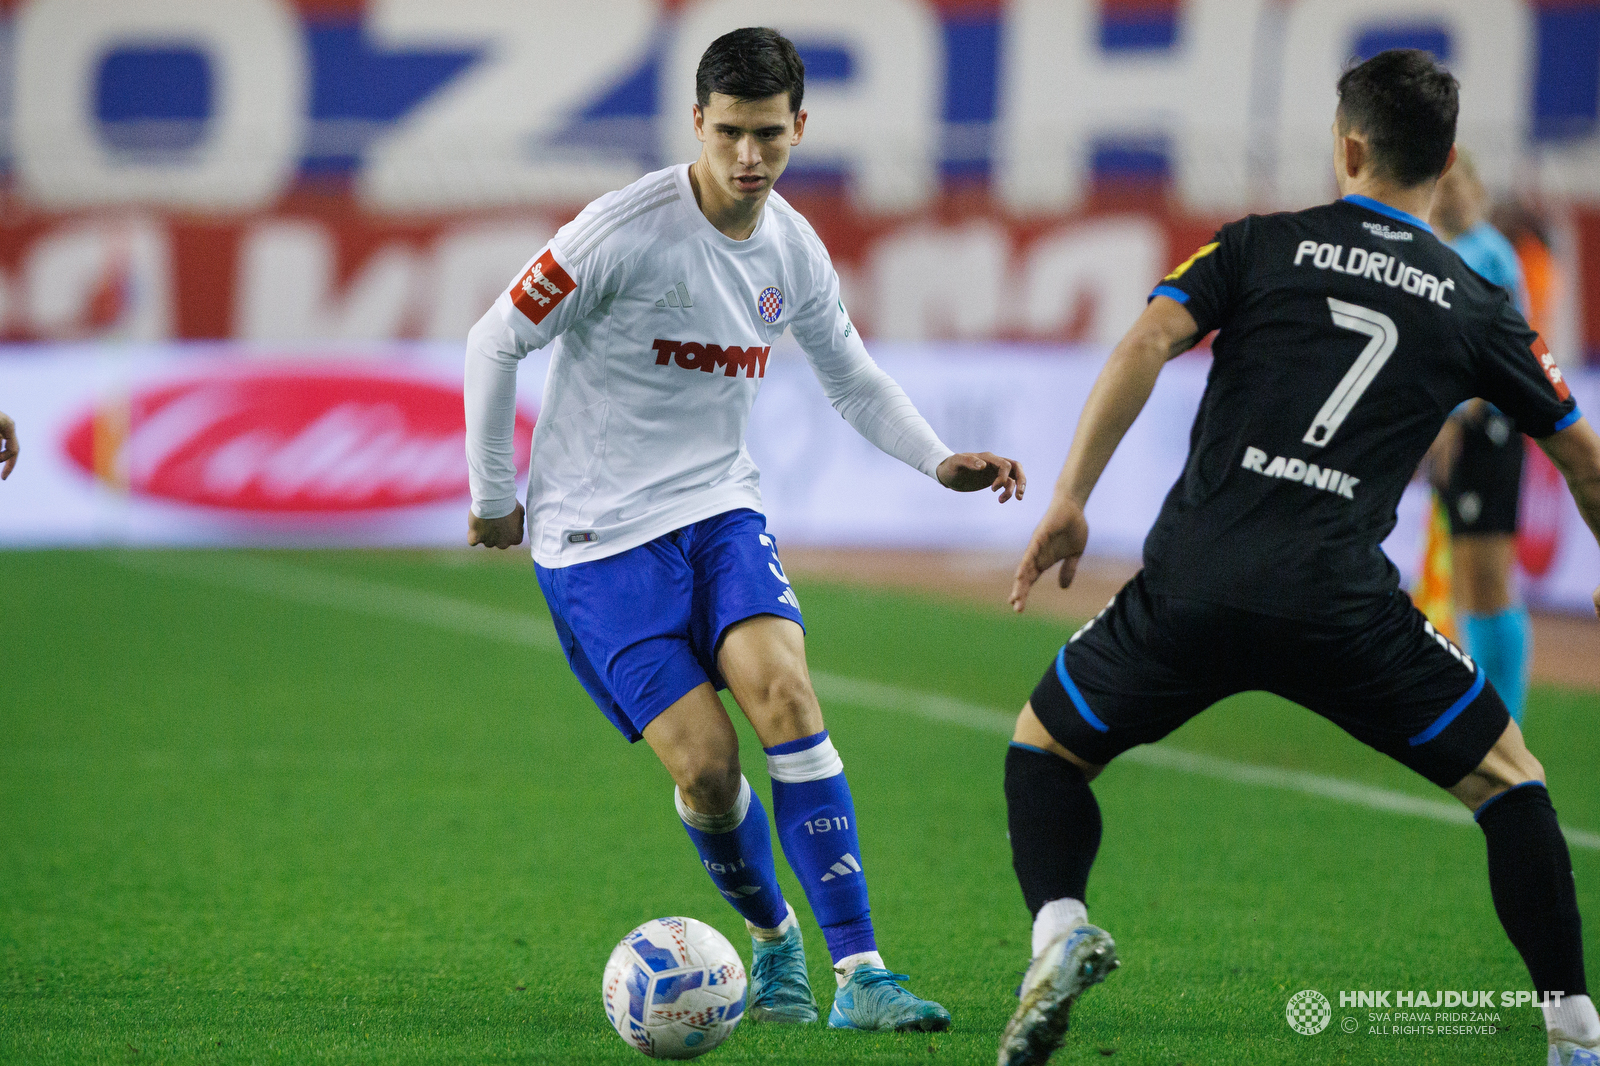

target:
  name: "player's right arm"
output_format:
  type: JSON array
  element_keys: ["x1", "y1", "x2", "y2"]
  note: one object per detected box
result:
[
  {"x1": 464, "y1": 228, "x2": 612, "y2": 548},
  {"x1": 1009, "y1": 295, "x2": 1200, "y2": 611},
  {"x1": 1537, "y1": 417, "x2": 1600, "y2": 617}
]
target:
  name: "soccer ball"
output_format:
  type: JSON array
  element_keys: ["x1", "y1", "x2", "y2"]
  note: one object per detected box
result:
[{"x1": 602, "y1": 916, "x2": 747, "y2": 1059}]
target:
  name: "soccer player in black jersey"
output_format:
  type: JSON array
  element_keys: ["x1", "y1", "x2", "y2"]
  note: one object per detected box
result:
[{"x1": 996, "y1": 50, "x2": 1600, "y2": 1066}]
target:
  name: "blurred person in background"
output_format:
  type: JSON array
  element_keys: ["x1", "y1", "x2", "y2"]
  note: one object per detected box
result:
[
  {"x1": 1491, "y1": 199, "x2": 1562, "y2": 343},
  {"x1": 0, "y1": 410, "x2": 17, "y2": 479},
  {"x1": 1427, "y1": 152, "x2": 1534, "y2": 724}
]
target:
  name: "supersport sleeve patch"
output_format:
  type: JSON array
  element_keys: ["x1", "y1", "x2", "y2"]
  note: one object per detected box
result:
[
  {"x1": 1473, "y1": 298, "x2": 1578, "y2": 438},
  {"x1": 509, "y1": 248, "x2": 576, "y2": 325}
]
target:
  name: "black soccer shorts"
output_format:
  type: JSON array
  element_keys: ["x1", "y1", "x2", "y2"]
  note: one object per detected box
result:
[
  {"x1": 1442, "y1": 408, "x2": 1525, "y2": 536},
  {"x1": 1030, "y1": 572, "x2": 1510, "y2": 790}
]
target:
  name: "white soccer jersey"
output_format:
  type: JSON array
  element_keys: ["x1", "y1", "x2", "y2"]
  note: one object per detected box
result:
[{"x1": 465, "y1": 164, "x2": 954, "y2": 568}]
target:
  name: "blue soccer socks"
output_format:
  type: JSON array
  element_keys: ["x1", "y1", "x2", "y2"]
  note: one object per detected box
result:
[
  {"x1": 765, "y1": 731, "x2": 878, "y2": 964},
  {"x1": 676, "y1": 775, "x2": 790, "y2": 931},
  {"x1": 1461, "y1": 606, "x2": 1532, "y2": 724}
]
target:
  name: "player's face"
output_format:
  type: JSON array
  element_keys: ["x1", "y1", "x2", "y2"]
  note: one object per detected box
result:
[{"x1": 693, "y1": 92, "x2": 806, "y2": 203}]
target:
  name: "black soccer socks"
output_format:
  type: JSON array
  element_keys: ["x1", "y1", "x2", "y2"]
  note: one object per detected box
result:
[
  {"x1": 1005, "y1": 743, "x2": 1102, "y2": 917},
  {"x1": 1476, "y1": 782, "x2": 1588, "y2": 998}
]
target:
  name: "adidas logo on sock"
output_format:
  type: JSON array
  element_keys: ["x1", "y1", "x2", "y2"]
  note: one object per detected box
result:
[
  {"x1": 655, "y1": 282, "x2": 693, "y2": 309},
  {"x1": 820, "y1": 853, "x2": 861, "y2": 882},
  {"x1": 719, "y1": 885, "x2": 764, "y2": 899}
]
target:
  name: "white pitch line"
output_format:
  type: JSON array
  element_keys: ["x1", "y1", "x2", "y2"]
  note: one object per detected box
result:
[
  {"x1": 114, "y1": 550, "x2": 561, "y2": 651},
  {"x1": 114, "y1": 551, "x2": 1600, "y2": 853}
]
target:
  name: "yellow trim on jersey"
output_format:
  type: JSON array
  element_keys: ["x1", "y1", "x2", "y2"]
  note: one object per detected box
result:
[{"x1": 1164, "y1": 242, "x2": 1219, "y2": 281}]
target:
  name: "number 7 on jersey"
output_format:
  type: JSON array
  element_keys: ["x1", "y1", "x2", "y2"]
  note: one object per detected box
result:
[{"x1": 1303, "y1": 298, "x2": 1399, "y2": 447}]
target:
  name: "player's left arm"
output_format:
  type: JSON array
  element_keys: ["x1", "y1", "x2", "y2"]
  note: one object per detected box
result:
[
  {"x1": 1537, "y1": 417, "x2": 1600, "y2": 617},
  {"x1": 1009, "y1": 296, "x2": 1200, "y2": 611}
]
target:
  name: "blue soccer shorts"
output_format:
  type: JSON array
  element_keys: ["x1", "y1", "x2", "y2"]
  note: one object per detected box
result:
[{"x1": 535, "y1": 508, "x2": 805, "y2": 743}]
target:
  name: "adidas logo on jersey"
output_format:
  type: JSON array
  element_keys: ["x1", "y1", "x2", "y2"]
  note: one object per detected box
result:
[
  {"x1": 1241, "y1": 446, "x2": 1359, "y2": 499},
  {"x1": 656, "y1": 282, "x2": 694, "y2": 309},
  {"x1": 652, "y1": 338, "x2": 771, "y2": 378},
  {"x1": 820, "y1": 853, "x2": 861, "y2": 882}
]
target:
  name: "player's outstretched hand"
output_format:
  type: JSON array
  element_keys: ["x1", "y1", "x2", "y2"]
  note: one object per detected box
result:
[
  {"x1": 937, "y1": 451, "x2": 1025, "y2": 502},
  {"x1": 468, "y1": 503, "x2": 525, "y2": 549},
  {"x1": 0, "y1": 409, "x2": 17, "y2": 480},
  {"x1": 1010, "y1": 495, "x2": 1090, "y2": 613}
]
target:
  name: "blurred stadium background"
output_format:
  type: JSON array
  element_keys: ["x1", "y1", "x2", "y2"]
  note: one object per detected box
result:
[
  {"x1": 2, "y1": 3, "x2": 1599, "y2": 1063},
  {"x1": 0, "y1": 0, "x2": 1595, "y2": 596},
  {"x1": 3, "y1": 0, "x2": 1600, "y2": 623}
]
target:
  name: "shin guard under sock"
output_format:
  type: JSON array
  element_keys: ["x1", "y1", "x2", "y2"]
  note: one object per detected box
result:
[
  {"x1": 766, "y1": 731, "x2": 876, "y2": 963},
  {"x1": 1006, "y1": 743, "x2": 1102, "y2": 917},
  {"x1": 677, "y1": 776, "x2": 790, "y2": 931},
  {"x1": 1476, "y1": 782, "x2": 1587, "y2": 998}
]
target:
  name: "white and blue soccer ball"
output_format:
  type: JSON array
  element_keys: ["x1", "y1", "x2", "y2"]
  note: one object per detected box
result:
[{"x1": 602, "y1": 916, "x2": 747, "y2": 1059}]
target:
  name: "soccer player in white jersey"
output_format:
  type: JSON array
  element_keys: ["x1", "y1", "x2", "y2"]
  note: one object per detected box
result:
[{"x1": 464, "y1": 27, "x2": 1024, "y2": 1033}]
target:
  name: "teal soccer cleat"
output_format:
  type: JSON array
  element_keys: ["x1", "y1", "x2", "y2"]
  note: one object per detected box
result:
[
  {"x1": 828, "y1": 967, "x2": 952, "y2": 1032},
  {"x1": 746, "y1": 922, "x2": 819, "y2": 1024},
  {"x1": 998, "y1": 925, "x2": 1119, "y2": 1066}
]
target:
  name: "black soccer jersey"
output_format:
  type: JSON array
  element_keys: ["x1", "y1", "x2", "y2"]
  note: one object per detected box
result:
[{"x1": 1141, "y1": 195, "x2": 1579, "y2": 625}]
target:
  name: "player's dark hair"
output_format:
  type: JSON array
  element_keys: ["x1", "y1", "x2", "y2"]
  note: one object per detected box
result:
[
  {"x1": 696, "y1": 27, "x2": 805, "y2": 115},
  {"x1": 1336, "y1": 49, "x2": 1458, "y2": 187}
]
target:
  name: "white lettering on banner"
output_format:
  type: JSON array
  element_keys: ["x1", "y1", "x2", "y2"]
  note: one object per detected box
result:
[
  {"x1": 868, "y1": 222, "x2": 1008, "y2": 339},
  {"x1": 1020, "y1": 218, "x2": 1164, "y2": 346},
  {"x1": 360, "y1": 0, "x2": 655, "y2": 210},
  {"x1": 22, "y1": 218, "x2": 173, "y2": 341},
  {"x1": 1271, "y1": 0, "x2": 1529, "y2": 208},
  {"x1": 237, "y1": 222, "x2": 422, "y2": 342},
  {"x1": 13, "y1": 0, "x2": 303, "y2": 209},
  {"x1": 664, "y1": 0, "x2": 942, "y2": 213},
  {"x1": 996, "y1": 0, "x2": 1264, "y2": 213}
]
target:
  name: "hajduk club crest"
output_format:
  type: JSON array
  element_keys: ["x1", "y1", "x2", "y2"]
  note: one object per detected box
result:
[{"x1": 758, "y1": 286, "x2": 783, "y2": 324}]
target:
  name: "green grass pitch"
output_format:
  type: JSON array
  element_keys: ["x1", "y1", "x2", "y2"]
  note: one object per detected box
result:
[{"x1": 2, "y1": 549, "x2": 1596, "y2": 1065}]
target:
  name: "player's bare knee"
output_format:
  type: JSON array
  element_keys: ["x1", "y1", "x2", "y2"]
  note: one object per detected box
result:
[
  {"x1": 1012, "y1": 703, "x2": 1104, "y2": 781},
  {"x1": 1450, "y1": 726, "x2": 1546, "y2": 809},
  {"x1": 750, "y1": 672, "x2": 821, "y2": 736},
  {"x1": 675, "y1": 753, "x2": 743, "y2": 815}
]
